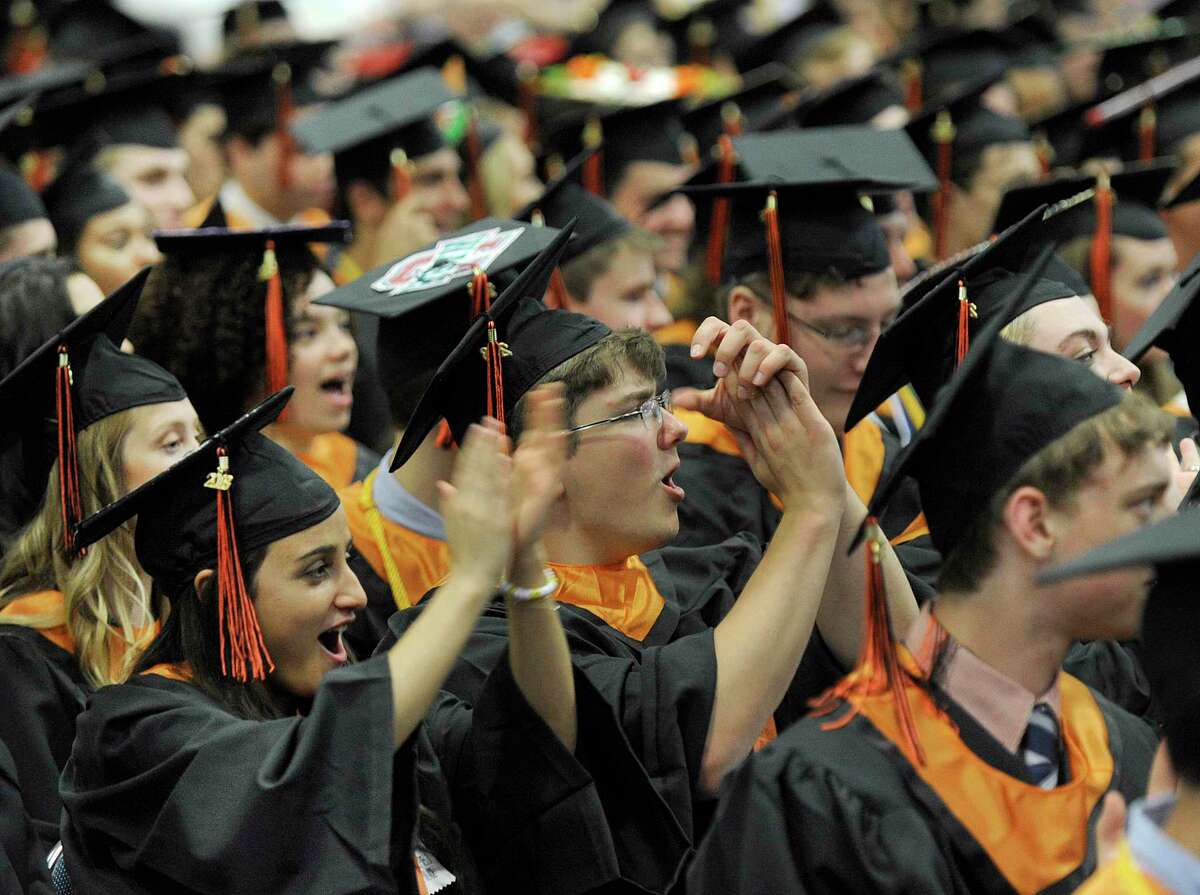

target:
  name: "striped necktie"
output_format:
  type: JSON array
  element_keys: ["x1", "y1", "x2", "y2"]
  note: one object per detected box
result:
[{"x1": 1021, "y1": 702, "x2": 1061, "y2": 789}]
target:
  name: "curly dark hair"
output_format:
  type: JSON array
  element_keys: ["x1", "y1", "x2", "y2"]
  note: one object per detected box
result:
[
  {"x1": 131, "y1": 245, "x2": 318, "y2": 432},
  {"x1": 0, "y1": 256, "x2": 77, "y2": 380}
]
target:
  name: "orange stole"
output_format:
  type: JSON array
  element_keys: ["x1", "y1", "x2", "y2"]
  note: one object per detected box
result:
[
  {"x1": 850, "y1": 650, "x2": 1115, "y2": 895},
  {"x1": 339, "y1": 481, "x2": 450, "y2": 609},
  {"x1": 294, "y1": 432, "x2": 360, "y2": 490},
  {"x1": 143, "y1": 662, "x2": 195, "y2": 682},
  {"x1": 0, "y1": 590, "x2": 159, "y2": 680},
  {"x1": 1076, "y1": 842, "x2": 1173, "y2": 895},
  {"x1": 653, "y1": 318, "x2": 699, "y2": 348},
  {"x1": 547, "y1": 554, "x2": 776, "y2": 750}
]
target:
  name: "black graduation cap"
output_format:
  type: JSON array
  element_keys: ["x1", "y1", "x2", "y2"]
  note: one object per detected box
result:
[
  {"x1": 860, "y1": 245, "x2": 1125, "y2": 558},
  {"x1": 75, "y1": 387, "x2": 342, "y2": 682},
  {"x1": 791, "y1": 67, "x2": 906, "y2": 128},
  {"x1": 571, "y1": 0, "x2": 669, "y2": 62},
  {"x1": 681, "y1": 64, "x2": 803, "y2": 155},
  {"x1": 317, "y1": 217, "x2": 565, "y2": 387},
  {"x1": 390, "y1": 220, "x2": 609, "y2": 470},
  {"x1": 1094, "y1": 21, "x2": 1200, "y2": 97},
  {"x1": 221, "y1": 0, "x2": 290, "y2": 48},
  {"x1": 589, "y1": 98, "x2": 692, "y2": 195},
  {"x1": 41, "y1": 143, "x2": 131, "y2": 254},
  {"x1": 47, "y1": 1, "x2": 181, "y2": 70},
  {"x1": 1082, "y1": 55, "x2": 1200, "y2": 162},
  {"x1": 845, "y1": 204, "x2": 1086, "y2": 430},
  {"x1": 0, "y1": 267, "x2": 184, "y2": 552},
  {"x1": 712, "y1": 0, "x2": 843, "y2": 74},
  {"x1": 514, "y1": 147, "x2": 630, "y2": 262},
  {"x1": 893, "y1": 27, "x2": 1020, "y2": 111},
  {"x1": 904, "y1": 74, "x2": 1031, "y2": 172},
  {"x1": 1027, "y1": 100, "x2": 1094, "y2": 171},
  {"x1": 0, "y1": 161, "x2": 43, "y2": 226},
  {"x1": 392, "y1": 38, "x2": 523, "y2": 107},
  {"x1": 655, "y1": 0, "x2": 741, "y2": 66},
  {"x1": 1123, "y1": 248, "x2": 1200, "y2": 397}
]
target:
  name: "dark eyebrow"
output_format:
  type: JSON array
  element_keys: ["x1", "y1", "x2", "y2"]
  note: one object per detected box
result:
[
  {"x1": 610, "y1": 387, "x2": 655, "y2": 409},
  {"x1": 293, "y1": 544, "x2": 337, "y2": 567}
]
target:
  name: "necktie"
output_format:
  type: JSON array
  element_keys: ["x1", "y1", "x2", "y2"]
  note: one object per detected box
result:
[{"x1": 1021, "y1": 702, "x2": 1061, "y2": 789}]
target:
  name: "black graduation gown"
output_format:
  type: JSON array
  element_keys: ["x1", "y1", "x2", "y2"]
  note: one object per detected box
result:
[
  {"x1": 61, "y1": 652, "x2": 672, "y2": 894},
  {"x1": 1063, "y1": 639, "x2": 1157, "y2": 728},
  {"x1": 686, "y1": 676, "x2": 1157, "y2": 895},
  {"x1": 0, "y1": 739, "x2": 48, "y2": 895},
  {"x1": 0, "y1": 621, "x2": 88, "y2": 889}
]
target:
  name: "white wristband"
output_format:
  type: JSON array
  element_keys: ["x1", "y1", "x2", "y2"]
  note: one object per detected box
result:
[{"x1": 501, "y1": 568, "x2": 559, "y2": 603}]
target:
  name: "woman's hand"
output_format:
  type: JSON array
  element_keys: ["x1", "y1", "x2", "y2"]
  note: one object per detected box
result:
[{"x1": 439, "y1": 419, "x2": 514, "y2": 593}]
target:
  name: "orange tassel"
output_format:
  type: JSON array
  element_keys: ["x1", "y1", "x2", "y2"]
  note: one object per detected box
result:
[
  {"x1": 809, "y1": 518, "x2": 926, "y2": 765},
  {"x1": 954, "y1": 278, "x2": 975, "y2": 367},
  {"x1": 582, "y1": 118, "x2": 604, "y2": 196},
  {"x1": 209, "y1": 448, "x2": 274, "y2": 681},
  {"x1": 484, "y1": 321, "x2": 508, "y2": 432},
  {"x1": 470, "y1": 267, "x2": 493, "y2": 315},
  {"x1": 902, "y1": 58, "x2": 922, "y2": 114},
  {"x1": 391, "y1": 148, "x2": 412, "y2": 202},
  {"x1": 518, "y1": 61, "x2": 539, "y2": 151},
  {"x1": 1138, "y1": 104, "x2": 1157, "y2": 163},
  {"x1": 259, "y1": 241, "x2": 290, "y2": 418},
  {"x1": 55, "y1": 346, "x2": 83, "y2": 556},
  {"x1": 931, "y1": 111, "x2": 956, "y2": 261},
  {"x1": 272, "y1": 63, "x2": 295, "y2": 191},
  {"x1": 1090, "y1": 172, "x2": 1114, "y2": 322},
  {"x1": 1033, "y1": 131, "x2": 1052, "y2": 178},
  {"x1": 547, "y1": 267, "x2": 568, "y2": 309},
  {"x1": 434, "y1": 419, "x2": 457, "y2": 449},
  {"x1": 762, "y1": 191, "x2": 790, "y2": 345},
  {"x1": 23, "y1": 149, "x2": 52, "y2": 192},
  {"x1": 465, "y1": 113, "x2": 487, "y2": 221},
  {"x1": 705, "y1": 133, "x2": 737, "y2": 286}
]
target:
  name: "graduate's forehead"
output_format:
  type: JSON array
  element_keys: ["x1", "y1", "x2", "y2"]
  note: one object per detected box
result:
[
  {"x1": 594, "y1": 365, "x2": 657, "y2": 410},
  {"x1": 263, "y1": 507, "x2": 351, "y2": 564}
]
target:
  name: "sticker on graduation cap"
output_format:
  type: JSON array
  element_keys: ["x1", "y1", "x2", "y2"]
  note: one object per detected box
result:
[{"x1": 371, "y1": 226, "x2": 526, "y2": 296}]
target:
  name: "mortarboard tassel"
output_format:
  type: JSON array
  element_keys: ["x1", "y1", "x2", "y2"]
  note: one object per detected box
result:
[
  {"x1": 1138, "y1": 104, "x2": 1157, "y2": 163},
  {"x1": 207, "y1": 448, "x2": 274, "y2": 681},
  {"x1": 705, "y1": 133, "x2": 738, "y2": 286},
  {"x1": 464, "y1": 112, "x2": 488, "y2": 221},
  {"x1": 518, "y1": 62, "x2": 540, "y2": 152},
  {"x1": 931, "y1": 111, "x2": 956, "y2": 261},
  {"x1": 259, "y1": 241, "x2": 290, "y2": 419},
  {"x1": 22, "y1": 149, "x2": 53, "y2": 192},
  {"x1": 582, "y1": 118, "x2": 604, "y2": 196},
  {"x1": 1033, "y1": 130, "x2": 1052, "y2": 178},
  {"x1": 762, "y1": 191, "x2": 791, "y2": 345},
  {"x1": 809, "y1": 518, "x2": 926, "y2": 765},
  {"x1": 902, "y1": 58, "x2": 922, "y2": 114},
  {"x1": 55, "y1": 346, "x2": 84, "y2": 556},
  {"x1": 4, "y1": 1, "x2": 44, "y2": 75},
  {"x1": 434, "y1": 420, "x2": 456, "y2": 449},
  {"x1": 390, "y1": 148, "x2": 412, "y2": 202},
  {"x1": 688, "y1": 17, "x2": 714, "y2": 66},
  {"x1": 272, "y1": 63, "x2": 296, "y2": 191},
  {"x1": 954, "y1": 278, "x2": 976, "y2": 367},
  {"x1": 1090, "y1": 170, "x2": 1114, "y2": 322},
  {"x1": 471, "y1": 267, "x2": 510, "y2": 430},
  {"x1": 441, "y1": 54, "x2": 468, "y2": 95}
]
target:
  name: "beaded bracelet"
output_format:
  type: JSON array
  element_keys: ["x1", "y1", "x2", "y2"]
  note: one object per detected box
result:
[{"x1": 501, "y1": 568, "x2": 559, "y2": 603}]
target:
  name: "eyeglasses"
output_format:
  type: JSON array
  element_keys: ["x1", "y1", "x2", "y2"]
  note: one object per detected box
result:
[
  {"x1": 786, "y1": 310, "x2": 891, "y2": 350},
  {"x1": 568, "y1": 390, "x2": 673, "y2": 434}
]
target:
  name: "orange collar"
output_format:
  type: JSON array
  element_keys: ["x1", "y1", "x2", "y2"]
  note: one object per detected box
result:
[
  {"x1": 547, "y1": 555, "x2": 666, "y2": 642},
  {"x1": 292, "y1": 432, "x2": 359, "y2": 491},
  {"x1": 142, "y1": 661, "x2": 194, "y2": 682},
  {"x1": 0, "y1": 589, "x2": 72, "y2": 653}
]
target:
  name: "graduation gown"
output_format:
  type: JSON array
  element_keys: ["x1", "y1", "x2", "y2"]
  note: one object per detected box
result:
[
  {"x1": 60, "y1": 652, "x2": 682, "y2": 895},
  {"x1": 687, "y1": 654, "x2": 1158, "y2": 895},
  {"x1": 293, "y1": 431, "x2": 378, "y2": 491},
  {"x1": 1063, "y1": 639, "x2": 1157, "y2": 728},
  {"x1": 0, "y1": 739, "x2": 47, "y2": 895}
]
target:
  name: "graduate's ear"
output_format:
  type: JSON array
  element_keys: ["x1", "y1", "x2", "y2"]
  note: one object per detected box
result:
[
  {"x1": 346, "y1": 180, "x2": 388, "y2": 228},
  {"x1": 193, "y1": 568, "x2": 214, "y2": 595},
  {"x1": 726, "y1": 285, "x2": 761, "y2": 327},
  {"x1": 1000, "y1": 485, "x2": 1055, "y2": 561}
]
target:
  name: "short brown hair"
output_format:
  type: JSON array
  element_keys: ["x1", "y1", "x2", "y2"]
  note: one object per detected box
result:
[
  {"x1": 938, "y1": 390, "x2": 1173, "y2": 592},
  {"x1": 722, "y1": 268, "x2": 850, "y2": 314},
  {"x1": 560, "y1": 228, "x2": 661, "y2": 303},
  {"x1": 510, "y1": 328, "x2": 665, "y2": 444}
]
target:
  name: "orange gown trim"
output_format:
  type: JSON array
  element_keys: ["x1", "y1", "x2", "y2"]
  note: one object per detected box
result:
[
  {"x1": 1076, "y1": 842, "x2": 1173, "y2": 894},
  {"x1": 142, "y1": 661, "x2": 195, "y2": 682},
  {"x1": 0, "y1": 589, "x2": 159, "y2": 679},
  {"x1": 852, "y1": 649, "x2": 1115, "y2": 895},
  {"x1": 340, "y1": 480, "x2": 450, "y2": 609},
  {"x1": 294, "y1": 432, "x2": 360, "y2": 490},
  {"x1": 653, "y1": 318, "x2": 699, "y2": 348}
]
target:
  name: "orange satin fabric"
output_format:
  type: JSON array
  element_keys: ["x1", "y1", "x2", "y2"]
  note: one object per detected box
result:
[
  {"x1": 653, "y1": 318, "x2": 699, "y2": 348},
  {"x1": 293, "y1": 432, "x2": 360, "y2": 490},
  {"x1": 853, "y1": 650, "x2": 1115, "y2": 895},
  {"x1": 547, "y1": 555, "x2": 666, "y2": 643},
  {"x1": 142, "y1": 662, "x2": 195, "y2": 682},
  {"x1": 1076, "y1": 842, "x2": 1173, "y2": 895}
]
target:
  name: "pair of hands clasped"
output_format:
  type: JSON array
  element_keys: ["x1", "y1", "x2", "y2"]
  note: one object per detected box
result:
[{"x1": 676, "y1": 317, "x2": 847, "y2": 516}]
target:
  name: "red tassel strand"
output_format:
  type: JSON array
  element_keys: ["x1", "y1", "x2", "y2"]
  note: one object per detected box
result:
[
  {"x1": 582, "y1": 118, "x2": 604, "y2": 196},
  {"x1": 391, "y1": 148, "x2": 412, "y2": 202},
  {"x1": 547, "y1": 267, "x2": 569, "y2": 309},
  {"x1": 55, "y1": 346, "x2": 83, "y2": 556},
  {"x1": 902, "y1": 58, "x2": 922, "y2": 114},
  {"x1": 272, "y1": 63, "x2": 295, "y2": 191},
  {"x1": 954, "y1": 278, "x2": 976, "y2": 368},
  {"x1": 209, "y1": 448, "x2": 274, "y2": 681},
  {"x1": 1090, "y1": 172, "x2": 1114, "y2": 322},
  {"x1": 260, "y1": 241, "x2": 290, "y2": 419},
  {"x1": 932, "y1": 111, "x2": 956, "y2": 261},
  {"x1": 1138, "y1": 105, "x2": 1157, "y2": 163},
  {"x1": 470, "y1": 267, "x2": 494, "y2": 316},
  {"x1": 762, "y1": 191, "x2": 790, "y2": 345},
  {"x1": 705, "y1": 133, "x2": 737, "y2": 286},
  {"x1": 434, "y1": 420, "x2": 457, "y2": 449},
  {"x1": 484, "y1": 321, "x2": 508, "y2": 432}
]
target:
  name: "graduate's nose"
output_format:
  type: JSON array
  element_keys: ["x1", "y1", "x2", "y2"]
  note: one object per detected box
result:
[
  {"x1": 338, "y1": 564, "x2": 368, "y2": 611},
  {"x1": 660, "y1": 409, "x2": 688, "y2": 447}
]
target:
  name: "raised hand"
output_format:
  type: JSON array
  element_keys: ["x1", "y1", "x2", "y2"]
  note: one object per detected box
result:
[
  {"x1": 511, "y1": 383, "x2": 569, "y2": 559},
  {"x1": 438, "y1": 419, "x2": 514, "y2": 592}
]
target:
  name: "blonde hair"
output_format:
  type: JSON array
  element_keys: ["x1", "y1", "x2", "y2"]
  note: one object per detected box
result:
[{"x1": 0, "y1": 409, "x2": 154, "y2": 686}]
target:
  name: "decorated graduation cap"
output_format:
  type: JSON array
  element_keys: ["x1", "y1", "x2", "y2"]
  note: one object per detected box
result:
[
  {"x1": 677, "y1": 126, "x2": 933, "y2": 330},
  {"x1": 844, "y1": 203, "x2": 1094, "y2": 429},
  {"x1": 41, "y1": 144, "x2": 131, "y2": 255},
  {"x1": 905, "y1": 76, "x2": 1032, "y2": 259},
  {"x1": 0, "y1": 161, "x2": 44, "y2": 227},
  {"x1": 990, "y1": 160, "x2": 1175, "y2": 320},
  {"x1": 76, "y1": 387, "x2": 341, "y2": 682},
  {"x1": 390, "y1": 220, "x2": 609, "y2": 470},
  {"x1": 152, "y1": 212, "x2": 351, "y2": 424},
  {"x1": 0, "y1": 268, "x2": 185, "y2": 554},
  {"x1": 1123, "y1": 248, "x2": 1200, "y2": 403},
  {"x1": 1083, "y1": 55, "x2": 1200, "y2": 163},
  {"x1": 317, "y1": 217, "x2": 565, "y2": 396},
  {"x1": 792, "y1": 67, "x2": 907, "y2": 128},
  {"x1": 292, "y1": 66, "x2": 453, "y2": 205}
]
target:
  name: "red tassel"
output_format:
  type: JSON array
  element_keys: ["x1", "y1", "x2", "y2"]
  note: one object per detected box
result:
[
  {"x1": 484, "y1": 321, "x2": 508, "y2": 433},
  {"x1": 209, "y1": 448, "x2": 274, "y2": 681},
  {"x1": 1033, "y1": 131, "x2": 1052, "y2": 178},
  {"x1": 582, "y1": 118, "x2": 604, "y2": 196},
  {"x1": 518, "y1": 61, "x2": 539, "y2": 151},
  {"x1": 547, "y1": 267, "x2": 568, "y2": 309},
  {"x1": 23, "y1": 149, "x2": 52, "y2": 192},
  {"x1": 272, "y1": 63, "x2": 295, "y2": 191},
  {"x1": 1090, "y1": 172, "x2": 1114, "y2": 322},
  {"x1": 465, "y1": 112, "x2": 488, "y2": 221},
  {"x1": 391, "y1": 148, "x2": 412, "y2": 202},
  {"x1": 55, "y1": 346, "x2": 83, "y2": 556},
  {"x1": 931, "y1": 111, "x2": 956, "y2": 261},
  {"x1": 260, "y1": 241, "x2": 290, "y2": 418},
  {"x1": 954, "y1": 278, "x2": 975, "y2": 368},
  {"x1": 688, "y1": 17, "x2": 714, "y2": 66},
  {"x1": 1138, "y1": 105, "x2": 1157, "y2": 163},
  {"x1": 902, "y1": 58, "x2": 922, "y2": 114},
  {"x1": 705, "y1": 133, "x2": 737, "y2": 286},
  {"x1": 762, "y1": 192, "x2": 790, "y2": 345},
  {"x1": 809, "y1": 518, "x2": 926, "y2": 765},
  {"x1": 434, "y1": 419, "x2": 457, "y2": 449},
  {"x1": 470, "y1": 268, "x2": 494, "y2": 315}
]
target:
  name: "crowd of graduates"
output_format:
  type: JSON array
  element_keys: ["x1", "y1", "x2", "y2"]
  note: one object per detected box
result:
[{"x1": 6, "y1": 0, "x2": 1200, "y2": 891}]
